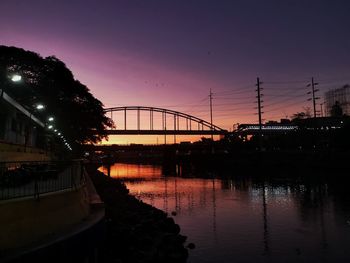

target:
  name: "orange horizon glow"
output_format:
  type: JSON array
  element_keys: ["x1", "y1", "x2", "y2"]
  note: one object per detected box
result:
[{"x1": 100, "y1": 135, "x2": 220, "y2": 145}]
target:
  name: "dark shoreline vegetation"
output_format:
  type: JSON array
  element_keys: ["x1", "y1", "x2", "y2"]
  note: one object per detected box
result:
[
  {"x1": 102, "y1": 149, "x2": 350, "y2": 179},
  {"x1": 87, "y1": 167, "x2": 189, "y2": 263}
]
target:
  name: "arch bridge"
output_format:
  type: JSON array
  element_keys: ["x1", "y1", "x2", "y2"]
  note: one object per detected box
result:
[{"x1": 104, "y1": 106, "x2": 228, "y2": 136}]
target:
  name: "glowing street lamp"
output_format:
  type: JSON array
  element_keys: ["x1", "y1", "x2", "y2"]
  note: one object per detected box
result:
[
  {"x1": 2, "y1": 73, "x2": 22, "y2": 97},
  {"x1": 11, "y1": 74, "x2": 22, "y2": 82},
  {"x1": 48, "y1": 117, "x2": 54, "y2": 122},
  {"x1": 36, "y1": 104, "x2": 45, "y2": 110},
  {"x1": 48, "y1": 125, "x2": 53, "y2": 129}
]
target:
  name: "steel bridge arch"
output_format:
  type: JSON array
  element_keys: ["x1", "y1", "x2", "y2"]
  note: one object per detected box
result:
[{"x1": 104, "y1": 106, "x2": 227, "y2": 135}]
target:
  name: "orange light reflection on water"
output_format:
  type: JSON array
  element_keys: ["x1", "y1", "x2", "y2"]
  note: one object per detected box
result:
[{"x1": 98, "y1": 163, "x2": 162, "y2": 179}]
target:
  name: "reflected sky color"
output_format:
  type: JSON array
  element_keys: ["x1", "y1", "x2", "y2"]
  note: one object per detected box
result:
[
  {"x1": 1, "y1": 1, "x2": 350, "y2": 143},
  {"x1": 99, "y1": 163, "x2": 161, "y2": 180},
  {"x1": 105, "y1": 163, "x2": 350, "y2": 262}
]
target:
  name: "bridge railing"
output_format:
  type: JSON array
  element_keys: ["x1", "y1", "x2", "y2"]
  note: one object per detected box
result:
[{"x1": 0, "y1": 160, "x2": 85, "y2": 201}]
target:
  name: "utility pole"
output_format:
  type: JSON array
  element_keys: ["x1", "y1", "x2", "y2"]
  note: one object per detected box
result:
[
  {"x1": 307, "y1": 77, "x2": 319, "y2": 118},
  {"x1": 256, "y1": 78, "x2": 263, "y2": 131},
  {"x1": 256, "y1": 77, "x2": 263, "y2": 151},
  {"x1": 209, "y1": 89, "x2": 213, "y2": 141}
]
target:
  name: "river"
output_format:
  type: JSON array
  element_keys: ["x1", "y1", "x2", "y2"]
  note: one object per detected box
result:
[{"x1": 99, "y1": 162, "x2": 350, "y2": 263}]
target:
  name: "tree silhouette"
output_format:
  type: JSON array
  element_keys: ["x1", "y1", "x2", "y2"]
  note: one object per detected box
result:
[
  {"x1": 291, "y1": 107, "x2": 312, "y2": 121},
  {"x1": 0, "y1": 45, "x2": 114, "y2": 145},
  {"x1": 330, "y1": 101, "x2": 343, "y2": 117}
]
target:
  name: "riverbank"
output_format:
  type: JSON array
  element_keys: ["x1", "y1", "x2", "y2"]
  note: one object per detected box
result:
[{"x1": 88, "y1": 168, "x2": 189, "y2": 263}]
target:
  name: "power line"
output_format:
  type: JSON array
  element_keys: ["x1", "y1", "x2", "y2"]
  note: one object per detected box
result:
[
  {"x1": 212, "y1": 112, "x2": 255, "y2": 117},
  {"x1": 264, "y1": 99, "x2": 307, "y2": 113},
  {"x1": 263, "y1": 80, "x2": 309, "y2": 84},
  {"x1": 317, "y1": 77, "x2": 350, "y2": 83},
  {"x1": 263, "y1": 86, "x2": 308, "y2": 95},
  {"x1": 264, "y1": 93, "x2": 306, "y2": 107},
  {"x1": 188, "y1": 106, "x2": 251, "y2": 113},
  {"x1": 214, "y1": 84, "x2": 255, "y2": 95},
  {"x1": 264, "y1": 93, "x2": 305, "y2": 98},
  {"x1": 214, "y1": 89, "x2": 255, "y2": 96},
  {"x1": 214, "y1": 95, "x2": 256, "y2": 101}
]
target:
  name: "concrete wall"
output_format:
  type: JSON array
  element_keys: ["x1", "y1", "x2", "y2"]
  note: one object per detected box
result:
[
  {"x1": 0, "y1": 186, "x2": 90, "y2": 251},
  {"x1": 0, "y1": 142, "x2": 51, "y2": 162},
  {"x1": 0, "y1": 100, "x2": 37, "y2": 147}
]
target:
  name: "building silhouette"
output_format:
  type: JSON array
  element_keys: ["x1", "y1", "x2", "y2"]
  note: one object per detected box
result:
[{"x1": 325, "y1": 85, "x2": 350, "y2": 116}]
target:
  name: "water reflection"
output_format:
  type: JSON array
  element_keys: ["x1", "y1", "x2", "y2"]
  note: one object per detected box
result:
[
  {"x1": 261, "y1": 182, "x2": 269, "y2": 256},
  {"x1": 99, "y1": 163, "x2": 161, "y2": 180},
  {"x1": 104, "y1": 163, "x2": 350, "y2": 263}
]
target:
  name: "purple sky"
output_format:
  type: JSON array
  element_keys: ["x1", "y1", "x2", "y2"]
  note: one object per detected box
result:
[{"x1": 1, "y1": 0, "x2": 350, "y2": 143}]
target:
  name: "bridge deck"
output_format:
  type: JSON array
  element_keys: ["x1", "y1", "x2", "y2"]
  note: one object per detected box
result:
[{"x1": 105, "y1": 130, "x2": 227, "y2": 135}]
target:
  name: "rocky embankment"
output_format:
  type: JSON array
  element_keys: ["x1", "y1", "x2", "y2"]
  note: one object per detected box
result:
[{"x1": 89, "y1": 170, "x2": 189, "y2": 263}]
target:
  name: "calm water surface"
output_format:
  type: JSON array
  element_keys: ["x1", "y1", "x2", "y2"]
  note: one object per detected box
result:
[{"x1": 100, "y1": 163, "x2": 350, "y2": 263}]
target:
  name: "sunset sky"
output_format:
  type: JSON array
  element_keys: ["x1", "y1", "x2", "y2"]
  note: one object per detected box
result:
[{"x1": 1, "y1": 0, "x2": 350, "y2": 144}]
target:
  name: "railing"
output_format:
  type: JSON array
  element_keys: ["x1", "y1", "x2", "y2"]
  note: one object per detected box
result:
[{"x1": 0, "y1": 160, "x2": 86, "y2": 201}]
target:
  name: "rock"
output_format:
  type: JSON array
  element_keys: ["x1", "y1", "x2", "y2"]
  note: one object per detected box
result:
[
  {"x1": 161, "y1": 217, "x2": 180, "y2": 234},
  {"x1": 187, "y1": 243, "x2": 196, "y2": 249},
  {"x1": 89, "y1": 171, "x2": 189, "y2": 263},
  {"x1": 178, "y1": 235, "x2": 187, "y2": 243}
]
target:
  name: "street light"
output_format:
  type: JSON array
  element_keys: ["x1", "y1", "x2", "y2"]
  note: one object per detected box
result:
[
  {"x1": 1, "y1": 74, "x2": 23, "y2": 97},
  {"x1": 48, "y1": 116, "x2": 54, "y2": 122},
  {"x1": 11, "y1": 74, "x2": 22, "y2": 82},
  {"x1": 36, "y1": 104, "x2": 45, "y2": 110}
]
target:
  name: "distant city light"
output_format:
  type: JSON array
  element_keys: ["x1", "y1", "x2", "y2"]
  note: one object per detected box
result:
[
  {"x1": 36, "y1": 104, "x2": 45, "y2": 110},
  {"x1": 48, "y1": 117, "x2": 54, "y2": 122},
  {"x1": 240, "y1": 125, "x2": 298, "y2": 131},
  {"x1": 58, "y1": 133, "x2": 61, "y2": 136},
  {"x1": 11, "y1": 74, "x2": 22, "y2": 82},
  {"x1": 48, "y1": 125, "x2": 53, "y2": 129}
]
